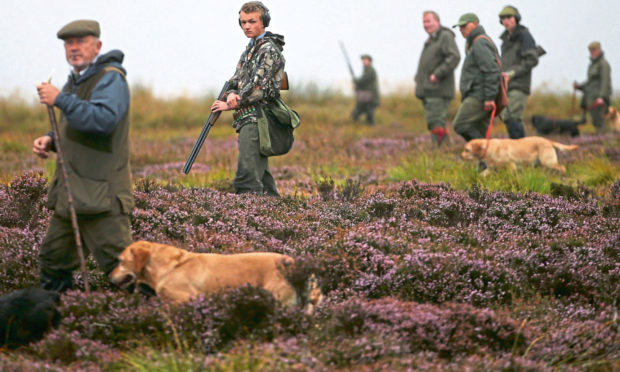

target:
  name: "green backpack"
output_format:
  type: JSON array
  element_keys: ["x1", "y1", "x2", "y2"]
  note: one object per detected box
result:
[{"x1": 257, "y1": 96, "x2": 301, "y2": 157}]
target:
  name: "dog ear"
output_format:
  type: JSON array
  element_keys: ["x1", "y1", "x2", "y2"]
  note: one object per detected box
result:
[
  {"x1": 131, "y1": 244, "x2": 151, "y2": 273},
  {"x1": 470, "y1": 141, "x2": 482, "y2": 154}
]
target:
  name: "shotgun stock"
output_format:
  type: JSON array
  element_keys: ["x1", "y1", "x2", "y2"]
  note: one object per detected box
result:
[
  {"x1": 183, "y1": 80, "x2": 230, "y2": 174},
  {"x1": 280, "y1": 71, "x2": 289, "y2": 90}
]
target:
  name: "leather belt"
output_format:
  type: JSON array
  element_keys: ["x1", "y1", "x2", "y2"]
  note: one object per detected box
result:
[{"x1": 233, "y1": 104, "x2": 258, "y2": 121}]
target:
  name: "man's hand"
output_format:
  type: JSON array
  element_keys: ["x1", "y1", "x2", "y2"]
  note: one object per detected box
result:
[
  {"x1": 33, "y1": 135, "x2": 53, "y2": 159},
  {"x1": 36, "y1": 82, "x2": 60, "y2": 106},
  {"x1": 429, "y1": 74, "x2": 439, "y2": 84},
  {"x1": 484, "y1": 100, "x2": 496, "y2": 111},
  {"x1": 210, "y1": 100, "x2": 230, "y2": 115},
  {"x1": 226, "y1": 93, "x2": 241, "y2": 110},
  {"x1": 591, "y1": 97, "x2": 605, "y2": 109},
  {"x1": 501, "y1": 72, "x2": 511, "y2": 84},
  {"x1": 573, "y1": 81, "x2": 579, "y2": 90}
]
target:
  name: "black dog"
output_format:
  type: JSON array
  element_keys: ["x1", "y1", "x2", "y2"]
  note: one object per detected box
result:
[
  {"x1": 530, "y1": 115, "x2": 586, "y2": 137},
  {"x1": 0, "y1": 288, "x2": 61, "y2": 348}
]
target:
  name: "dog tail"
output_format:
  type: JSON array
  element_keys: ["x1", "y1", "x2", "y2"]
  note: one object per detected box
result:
[
  {"x1": 550, "y1": 141, "x2": 578, "y2": 152},
  {"x1": 301, "y1": 274, "x2": 323, "y2": 315}
]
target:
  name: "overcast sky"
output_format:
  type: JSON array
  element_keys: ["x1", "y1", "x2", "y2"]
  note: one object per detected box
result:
[{"x1": 1, "y1": 0, "x2": 618, "y2": 100}]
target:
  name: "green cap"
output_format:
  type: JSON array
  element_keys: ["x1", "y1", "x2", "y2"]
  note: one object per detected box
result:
[
  {"x1": 360, "y1": 54, "x2": 372, "y2": 61},
  {"x1": 57, "y1": 19, "x2": 100, "y2": 40},
  {"x1": 499, "y1": 6, "x2": 518, "y2": 17},
  {"x1": 453, "y1": 13, "x2": 479, "y2": 28},
  {"x1": 588, "y1": 41, "x2": 601, "y2": 50}
]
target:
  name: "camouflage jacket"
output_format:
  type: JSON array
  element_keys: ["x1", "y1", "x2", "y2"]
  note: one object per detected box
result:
[
  {"x1": 226, "y1": 32, "x2": 286, "y2": 131},
  {"x1": 354, "y1": 65, "x2": 379, "y2": 106}
]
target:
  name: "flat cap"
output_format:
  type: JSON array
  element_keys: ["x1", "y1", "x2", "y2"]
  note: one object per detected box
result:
[
  {"x1": 453, "y1": 13, "x2": 479, "y2": 28},
  {"x1": 57, "y1": 19, "x2": 100, "y2": 40},
  {"x1": 588, "y1": 41, "x2": 601, "y2": 50},
  {"x1": 360, "y1": 54, "x2": 372, "y2": 61}
]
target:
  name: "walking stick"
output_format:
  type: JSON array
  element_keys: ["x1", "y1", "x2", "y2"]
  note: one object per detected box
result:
[
  {"x1": 570, "y1": 86, "x2": 577, "y2": 117},
  {"x1": 39, "y1": 76, "x2": 90, "y2": 295}
]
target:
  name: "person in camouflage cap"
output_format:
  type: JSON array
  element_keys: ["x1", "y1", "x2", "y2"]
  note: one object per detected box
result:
[
  {"x1": 498, "y1": 5, "x2": 539, "y2": 139},
  {"x1": 573, "y1": 42, "x2": 612, "y2": 131},
  {"x1": 351, "y1": 54, "x2": 380, "y2": 125},
  {"x1": 415, "y1": 10, "x2": 461, "y2": 146},
  {"x1": 211, "y1": 2, "x2": 286, "y2": 196}
]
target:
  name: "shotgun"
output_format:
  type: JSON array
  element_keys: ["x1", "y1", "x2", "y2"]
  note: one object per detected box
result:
[
  {"x1": 183, "y1": 80, "x2": 231, "y2": 174},
  {"x1": 338, "y1": 41, "x2": 355, "y2": 79}
]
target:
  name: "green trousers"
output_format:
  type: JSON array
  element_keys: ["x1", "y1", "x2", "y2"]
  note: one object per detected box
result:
[
  {"x1": 351, "y1": 102, "x2": 377, "y2": 124},
  {"x1": 39, "y1": 198, "x2": 132, "y2": 291},
  {"x1": 500, "y1": 89, "x2": 527, "y2": 138},
  {"x1": 453, "y1": 97, "x2": 492, "y2": 141},
  {"x1": 588, "y1": 105, "x2": 607, "y2": 130},
  {"x1": 235, "y1": 123, "x2": 279, "y2": 196},
  {"x1": 422, "y1": 97, "x2": 451, "y2": 131}
]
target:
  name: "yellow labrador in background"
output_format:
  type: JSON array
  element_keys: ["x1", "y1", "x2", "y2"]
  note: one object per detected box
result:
[
  {"x1": 461, "y1": 136, "x2": 578, "y2": 176},
  {"x1": 109, "y1": 241, "x2": 322, "y2": 313},
  {"x1": 606, "y1": 107, "x2": 620, "y2": 131}
]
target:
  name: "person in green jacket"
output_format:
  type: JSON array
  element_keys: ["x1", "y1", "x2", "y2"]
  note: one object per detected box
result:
[
  {"x1": 415, "y1": 10, "x2": 461, "y2": 146},
  {"x1": 499, "y1": 5, "x2": 539, "y2": 139},
  {"x1": 452, "y1": 14, "x2": 500, "y2": 142},
  {"x1": 573, "y1": 41, "x2": 612, "y2": 131},
  {"x1": 33, "y1": 20, "x2": 133, "y2": 291},
  {"x1": 351, "y1": 54, "x2": 379, "y2": 125}
]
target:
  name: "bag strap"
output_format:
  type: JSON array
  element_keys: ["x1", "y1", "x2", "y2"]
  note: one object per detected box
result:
[
  {"x1": 104, "y1": 66, "x2": 126, "y2": 80},
  {"x1": 472, "y1": 35, "x2": 502, "y2": 69}
]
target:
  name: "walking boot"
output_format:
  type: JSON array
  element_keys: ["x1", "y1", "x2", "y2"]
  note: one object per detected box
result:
[{"x1": 506, "y1": 120, "x2": 525, "y2": 139}]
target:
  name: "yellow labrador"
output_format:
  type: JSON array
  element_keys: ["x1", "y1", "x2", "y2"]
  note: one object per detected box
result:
[
  {"x1": 109, "y1": 241, "x2": 322, "y2": 313},
  {"x1": 462, "y1": 136, "x2": 578, "y2": 176},
  {"x1": 606, "y1": 107, "x2": 620, "y2": 131}
]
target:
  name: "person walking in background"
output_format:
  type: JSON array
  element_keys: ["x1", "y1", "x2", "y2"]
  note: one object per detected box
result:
[
  {"x1": 452, "y1": 14, "x2": 500, "y2": 142},
  {"x1": 211, "y1": 1, "x2": 286, "y2": 196},
  {"x1": 498, "y1": 5, "x2": 539, "y2": 139},
  {"x1": 33, "y1": 20, "x2": 134, "y2": 291},
  {"x1": 452, "y1": 13, "x2": 501, "y2": 171},
  {"x1": 574, "y1": 41, "x2": 612, "y2": 132},
  {"x1": 415, "y1": 10, "x2": 460, "y2": 146},
  {"x1": 351, "y1": 54, "x2": 379, "y2": 125}
]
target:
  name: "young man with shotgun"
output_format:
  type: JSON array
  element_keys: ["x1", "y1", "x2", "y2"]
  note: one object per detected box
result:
[{"x1": 211, "y1": 1, "x2": 287, "y2": 196}]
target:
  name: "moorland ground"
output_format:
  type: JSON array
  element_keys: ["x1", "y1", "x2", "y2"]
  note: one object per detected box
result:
[{"x1": 0, "y1": 88, "x2": 618, "y2": 370}]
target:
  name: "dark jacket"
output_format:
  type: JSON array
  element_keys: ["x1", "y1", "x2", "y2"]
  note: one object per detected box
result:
[
  {"x1": 354, "y1": 64, "x2": 379, "y2": 106},
  {"x1": 459, "y1": 25, "x2": 500, "y2": 102},
  {"x1": 415, "y1": 26, "x2": 461, "y2": 99},
  {"x1": 577, "y1": 52, "x2": 612, "y2": 107},
  {"x1": 500, "y1": 24, "x2": 538, "y2": 95},
  {"x1": 46, "y1": 50, "x2": 133, "y2": 217}
]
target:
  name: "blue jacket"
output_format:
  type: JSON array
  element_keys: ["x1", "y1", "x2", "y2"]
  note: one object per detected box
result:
[{"x1": 53, "y1": 50, "x2": 129, "y2": 136}]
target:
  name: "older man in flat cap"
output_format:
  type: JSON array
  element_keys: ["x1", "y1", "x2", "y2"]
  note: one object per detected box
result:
[
  {"x1": 33, "y1": 19, "x2": 134, "y2": 292},
  {"x1": 452, "y1": 13, "x2": 501, "y2": 170},
  {"x1": 573, "y1": 41, "x2": 612, "y2": 131}
]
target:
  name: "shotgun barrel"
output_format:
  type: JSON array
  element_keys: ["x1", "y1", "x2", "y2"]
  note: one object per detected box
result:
[
  {"x1": 183, "y1": 80, "x2": 231, "y2": 174},
  {"x1": 338, "y1": 41, "x2": 355, "y2": 79}
]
